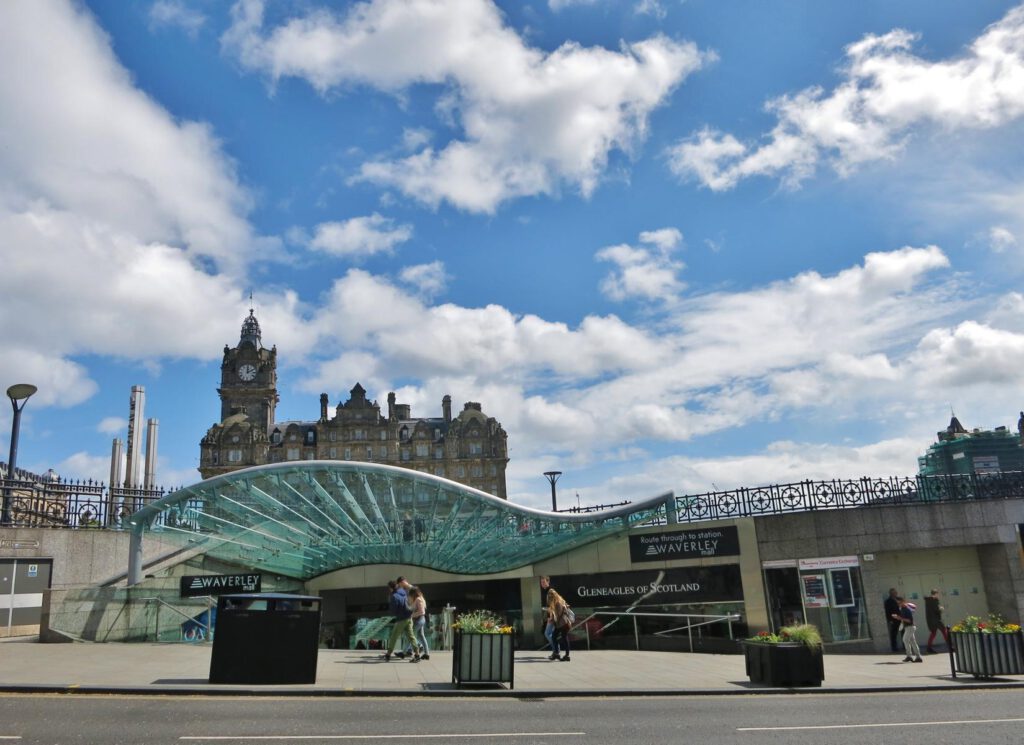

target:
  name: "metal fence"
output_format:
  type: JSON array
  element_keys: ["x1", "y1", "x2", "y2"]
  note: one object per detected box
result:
[
  {"x1": 0, "y1": 477, "x2": 174, "y2": 529},
  {"x1": 673, "y1": 471, "x2": 1024, "y2": 522},
  {"x1": 3, "y1": 470, "x2": 1024, "y2": 531}
]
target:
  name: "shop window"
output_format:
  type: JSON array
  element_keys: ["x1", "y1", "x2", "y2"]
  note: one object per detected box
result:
[{"x1": 763, "y1": 557, "x2": 869, "y2": 643}]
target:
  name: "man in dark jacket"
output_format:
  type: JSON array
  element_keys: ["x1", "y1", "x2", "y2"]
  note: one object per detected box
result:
[
  {"x1": 385, "y1": 576, "x2": 420, "y2": 662},
  {"x1": 884, "y1": 587, "x2": 901, "y2": 653}
]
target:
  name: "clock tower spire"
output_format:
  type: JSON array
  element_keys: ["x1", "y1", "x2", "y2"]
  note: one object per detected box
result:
[{"x1": 198, "y1": 308, "x2": 279, "y2": 478}]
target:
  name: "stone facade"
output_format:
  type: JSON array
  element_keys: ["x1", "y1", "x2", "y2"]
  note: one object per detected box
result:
[{"x1": 199, "y1": 312, "x2": 509, "y2": 497}]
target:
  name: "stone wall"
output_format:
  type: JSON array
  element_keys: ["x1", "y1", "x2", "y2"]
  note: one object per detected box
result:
[{"x1": 754, "y1": 498, "x2": 1024, "y2": 650}]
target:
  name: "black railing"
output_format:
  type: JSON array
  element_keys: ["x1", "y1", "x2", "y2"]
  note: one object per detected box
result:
[
  {"x1": 674, "y1": 471, "x2": 1024, "y2": 522},
  {"x1": 3, "y1": 470, "x2": 1024, "y2": 531},
  {"x1": 0, "y1": 477, "x2": 177, "y2": 529}
]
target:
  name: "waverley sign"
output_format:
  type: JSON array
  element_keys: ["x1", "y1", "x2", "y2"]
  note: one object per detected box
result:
[
  {"x1": 180, "y1": 573, "x2": 262, "y2": 597},
  {"x1": 629, "y1": 526, "x2": 740, "y2": 563}
]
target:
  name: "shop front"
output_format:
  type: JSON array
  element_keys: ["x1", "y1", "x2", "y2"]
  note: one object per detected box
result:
[{"x1": 761, "y1": 556, "x2": 870, "y2": 643}]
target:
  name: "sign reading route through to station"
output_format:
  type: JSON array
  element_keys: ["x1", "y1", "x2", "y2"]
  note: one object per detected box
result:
[
  {"x1": 628, "y1": 526, "x2": 740, "y2": 563},
  {"x1": 180, "y1": 573, "x2": 262, "y2": 597}
]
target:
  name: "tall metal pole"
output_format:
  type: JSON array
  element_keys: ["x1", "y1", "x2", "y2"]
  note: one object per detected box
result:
[
  {"x1": 543, "y1": 471, "x2": 562, "y2": 512},
  {"x1": 2, "y1": 384, "x2": 37, "y2": 526}
]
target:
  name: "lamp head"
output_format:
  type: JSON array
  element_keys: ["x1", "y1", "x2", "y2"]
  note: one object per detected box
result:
[{"x1": 6, "y1": 384, "x2": 37, "y2": 402}]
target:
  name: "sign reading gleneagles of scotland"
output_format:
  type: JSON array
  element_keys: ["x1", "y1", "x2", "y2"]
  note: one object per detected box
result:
[
  {"x1": 551, "y1": 565, "x2": 742, "y2": 606},
  {"x1": 628, "y1": 526, "x2": 741, "y2": 563}
]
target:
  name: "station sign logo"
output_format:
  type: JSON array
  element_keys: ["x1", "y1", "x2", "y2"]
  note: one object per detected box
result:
[
  {"x1": 180, "y1": 573, "x2": 262, "y2": 597},
  {"x1": 628, "y1": 525, "x2": 740, "y2": 563}
]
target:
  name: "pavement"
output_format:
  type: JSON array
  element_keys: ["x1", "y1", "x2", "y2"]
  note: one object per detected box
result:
[{"x1": 3, "y1": 637, "x2": 1024, "y2": 697}]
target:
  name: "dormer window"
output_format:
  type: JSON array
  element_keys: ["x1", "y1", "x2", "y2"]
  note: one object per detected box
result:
[
  {"x1": 400, "y1": 426, "x2": 409, "y2": 441},
  {"x1": 271, "y1": 430, "x2": 282, "y2": 444}
]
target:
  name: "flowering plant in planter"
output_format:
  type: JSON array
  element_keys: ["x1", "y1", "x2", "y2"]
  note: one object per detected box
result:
[
  {"x1": 950, "y1": 614, "x2": 1022, "y2": 634},
  {"x1": 453, "y1": 610, "x2": 513, "y2": 634},
  {"x1": 746, "y1": 624, "x2": 822, "y2": 647}
]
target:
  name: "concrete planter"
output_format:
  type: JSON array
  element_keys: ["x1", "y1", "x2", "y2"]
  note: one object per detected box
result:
[
  {"x1": 951, "y1": 631, "x2": 1024, "y2": 678},
  {"x1": 452, "y1": 631, "x2": 514, "y2": 689},
  {"x1": 743, "y1": 641, "x2": 824, "y2": 687}
]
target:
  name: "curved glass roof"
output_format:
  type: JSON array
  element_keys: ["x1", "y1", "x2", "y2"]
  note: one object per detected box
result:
[{"x1": 131, "y1": 461, "x2": 674, "y2": 580}]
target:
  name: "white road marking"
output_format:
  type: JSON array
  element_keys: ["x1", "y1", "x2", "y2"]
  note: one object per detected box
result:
[
  {"x1": 739, "y1": 717, "x2": 1024, "y2": 732},
  {"x1": 181, "y1": 733, "x2": 585, "y2": 741}
]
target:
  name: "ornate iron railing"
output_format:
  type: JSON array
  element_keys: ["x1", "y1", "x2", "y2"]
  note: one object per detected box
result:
[
  {"x1": 673, "y1": 471, "x2": 1024, "y2": 522},
  {"x1": 4, "y1": 470, "x2": 1024, "y2": 531},
  {"x1": 0, "y1": 477, "x2": 175, "y2": 529}
]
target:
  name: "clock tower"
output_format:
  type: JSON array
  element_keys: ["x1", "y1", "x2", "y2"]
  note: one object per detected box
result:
[{"x1": 218, "y1": 309, "x2": 278, "y2": 431}]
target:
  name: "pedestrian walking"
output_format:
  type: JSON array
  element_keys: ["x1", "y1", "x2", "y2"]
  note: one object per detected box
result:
[
  {"x1": 408, "y1": 585, "x2": 430, "y2": 661},
  {"x1": 384, "y1": 576, "x2": 420, "y2": 662},
  {"x1": 547, "y1": 588, "x2": 572, "y2": 662},
  {"x1": 897, "y1": 596, "x2": 923, "y2": 663},
  {"x1": 924, "y1": 588, "x2": 951, "y2": 653},
  {"x1": 539, "y1": 576, "x2": 557, "y2": 659}
]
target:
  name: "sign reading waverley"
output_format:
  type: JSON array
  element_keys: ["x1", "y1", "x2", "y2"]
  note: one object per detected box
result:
[
  {"x1": 551, "y1": 565, "x2": 742, "y2": 606},
  {"x1": 629, "y1": 526, "x2": 740, "y2": 563},
  {"x1": 180, "y1": 573, "x2": 262, "y2": 597}
]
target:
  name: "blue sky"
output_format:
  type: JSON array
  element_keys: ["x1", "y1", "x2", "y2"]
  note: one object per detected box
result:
[{"x1": 3, "y1": 0, "x2": 1024, "y2": 509}]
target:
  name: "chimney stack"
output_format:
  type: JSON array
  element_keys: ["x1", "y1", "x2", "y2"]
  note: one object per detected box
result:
[
  {"x1": 124, "y1": 386, "x2": 145, "y2": 488},
  {"x1": 144, "y1": 418, "x2": 159, "y2": 490}
]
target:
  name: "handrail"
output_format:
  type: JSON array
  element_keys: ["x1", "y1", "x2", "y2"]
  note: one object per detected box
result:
[
  {"x1": 570, "y1": 610, "x2": 741, "y2": 653},
  {"x1": 139, "y1": 596, "x2": 214, "y2": 642}
]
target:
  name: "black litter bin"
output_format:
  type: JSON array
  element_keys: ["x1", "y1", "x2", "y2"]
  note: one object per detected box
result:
[{"x1": 209, "y1": 593, "x2": 321, "y2": 684}]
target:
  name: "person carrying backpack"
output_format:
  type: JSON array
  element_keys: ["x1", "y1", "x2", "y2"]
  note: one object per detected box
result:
[{"x1": 547, "y1": 588, "x2": 573, "y2": 662}]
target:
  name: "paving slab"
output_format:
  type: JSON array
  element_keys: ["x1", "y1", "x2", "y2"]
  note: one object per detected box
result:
[{"x1": 1, "y1": 640, "x2": 1023, "y2": 696}]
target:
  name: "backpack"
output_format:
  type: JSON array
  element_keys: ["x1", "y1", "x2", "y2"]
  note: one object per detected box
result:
[{"x1": 563, "y1": 605, "x2": 576, "y2": 627}]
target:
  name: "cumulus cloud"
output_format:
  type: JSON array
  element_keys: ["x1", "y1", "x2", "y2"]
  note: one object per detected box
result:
[
  {"x1": 222, "y1": 0, "x2": 707, "y2": 212},
  {"x1": 97, "y1": 417, "x2": 127, "y2": 435},
  {"x1": 668, "y1": 5, "x2": 1024, "y2": 190},
  {"x1": 0, "y1": 1, "x2": 305, "y2": 408},
  {"x1": 597, "y1": 228, "x2": 685, "y2": 302},
  {"x1": 149, "y1": 0, "x2": 207, "y2": 37},
  {"x1": 309, "y1": 214, "x2": 413, "y2": 258},
  {"x1": 988, "y1": 226, "x2": 1018, "y2": 253},
  {"x1": 399, "y1": 261, "x2": 449, "y2": 298}
]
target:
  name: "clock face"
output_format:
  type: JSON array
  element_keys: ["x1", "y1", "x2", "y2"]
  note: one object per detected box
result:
[{"x1": 238, "y1": 364, "x2": 257, "y2": 382}]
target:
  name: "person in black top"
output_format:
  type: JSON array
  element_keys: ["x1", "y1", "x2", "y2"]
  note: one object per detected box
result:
[
  {"x1": 884, "y1": 587, "x2": 901, "y2": 653},
  {"x1": 539, "y1": 576, "x2": 557, "y2": 659}
]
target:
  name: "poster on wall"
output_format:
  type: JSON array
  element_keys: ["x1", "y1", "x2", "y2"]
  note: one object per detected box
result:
[
  {"x1": 829, "y1": 568, "x2": 855, "y2": 608},
  {"x1": 550, "y1": 565, "x2": 743, "y2": 607},
  {"x1": 801, "y1": 573, "x2": 829, "y2": 608}
]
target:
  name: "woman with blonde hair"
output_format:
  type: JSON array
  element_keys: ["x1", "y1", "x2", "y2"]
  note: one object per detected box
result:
[
  {"x1": 546, "y1": 588, "x2": 572, "y2": 662},
  {"x1": 408, "y1": 586, "x2": 429, "y2": 661}
]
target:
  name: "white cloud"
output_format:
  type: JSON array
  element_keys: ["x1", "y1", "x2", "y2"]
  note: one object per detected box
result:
[
  {"x1": 309, "y1": 214, "x2": 413, "y2": 258},
  {"x1": 668, "y1": 6, "x2": 1024, "y2": 190},
  {"x1": 149, "y1": 0, "x2": 207, "y2": 37},
  {"x1": 399, "y1": 261, "x2": 448, "y2": 298},
  {"x1": 597, "y1": 437, "x2": 928, "y2": 501},
  {"x1": 97, "y1": 417, "x2": 127, "y2": 435},
  {"x1": 222, "y1": 0, "x2": 707, "y2": 212},
  {"x1": 597, "y1": 228, "x2": 686, "y2": 302},
  {"x1": 0, "y1": 2, "x2": 315, "y2": 408},
  {"x1": 988, "y1": 225, "x2": 1018, "y2": 253}
]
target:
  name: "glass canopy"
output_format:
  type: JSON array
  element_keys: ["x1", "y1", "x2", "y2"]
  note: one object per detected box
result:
[{"x1": 131, "y1": 462, "x2": 675, "y2": 580}]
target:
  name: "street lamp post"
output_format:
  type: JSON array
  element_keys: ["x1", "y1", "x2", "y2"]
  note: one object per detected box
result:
[
  {"x1": 2, "y1": 384, "x2": 37, "y2": 526},
  {"x1": 542, "y1": 471, "x2": 562, "y2": 512}
]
